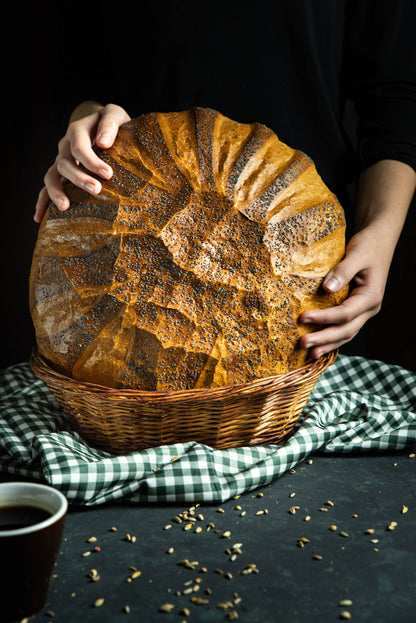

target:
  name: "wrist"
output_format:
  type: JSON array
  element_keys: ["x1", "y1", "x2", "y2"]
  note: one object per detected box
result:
[
  {"x1": 354, "y1": 159, "x2": 416, "y2": 247},
  {"x1": 68, "y1": 100, "x2": 104, "y2": 124}
]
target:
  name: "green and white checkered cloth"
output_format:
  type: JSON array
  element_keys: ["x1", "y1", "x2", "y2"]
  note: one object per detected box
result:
[{"x1": 0, "y1": 355, "x2": 415, "y2": 506}]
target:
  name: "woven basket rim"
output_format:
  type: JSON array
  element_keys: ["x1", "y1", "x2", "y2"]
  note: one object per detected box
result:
[{"x1": 30, "y1": 348, "x2": 337, "y2": 403}]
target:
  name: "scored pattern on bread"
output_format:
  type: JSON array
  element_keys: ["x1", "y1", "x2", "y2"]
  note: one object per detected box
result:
[{"x1": 30, "y1": 107, "x2": 348, "y2": 390}]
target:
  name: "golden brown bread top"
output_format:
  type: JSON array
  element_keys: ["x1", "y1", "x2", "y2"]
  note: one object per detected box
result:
[{"x1": 29, "y1": 107, "x2": 348, "y2": 390}]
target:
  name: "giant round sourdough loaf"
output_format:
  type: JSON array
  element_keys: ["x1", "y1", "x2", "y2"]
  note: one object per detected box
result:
[{"x1": 29, "y1": 107, "x2": 348, "y2": 390}]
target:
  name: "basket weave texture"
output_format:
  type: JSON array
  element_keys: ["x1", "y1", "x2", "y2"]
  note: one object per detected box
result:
[{"x1": 30, "y1": 349, "x2": 337, "y2": 454}]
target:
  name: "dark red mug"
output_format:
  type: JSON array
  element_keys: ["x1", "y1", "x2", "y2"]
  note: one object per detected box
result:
[{"x1": 0, "y1": 482, "x2": 67, "y2": 622}]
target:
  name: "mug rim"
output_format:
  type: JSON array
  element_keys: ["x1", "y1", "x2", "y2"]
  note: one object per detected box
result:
[{"x1": 0, "y1": 482, "x2": 68, "y2": 537}]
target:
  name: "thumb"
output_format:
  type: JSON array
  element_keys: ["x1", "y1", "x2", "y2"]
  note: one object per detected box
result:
[
  {"x1": 322, "y1": 248, "x2": 364, "y2": 293},
  {"x1": 96, "y1": 105, "x2": 131, "y2": 149}
]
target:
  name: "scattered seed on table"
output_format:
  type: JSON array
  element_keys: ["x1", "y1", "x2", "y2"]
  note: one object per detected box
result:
[
  {"x1": 190, "y1": 597, "x2": 209, "y2": 605},
  {"x1": 164, "y1": 524, "x2": 172, "y2": 530},
  {"x1": 339, "y1": 531, "x2": 349, "y2": 538},
  {"x1": 313, "y1": 554, "x2": 323, "y2": 561},
  {"x1": 352, "y1": 514, "x2": 358, "y2": 518},
  {"x1": 87, "y1": 536, "x2": 97, "y2": 543},
  {"x1": 325, "y1": 500, "x2": 334, "y2": 507},
  {"x1": 339, "y1": 600, "x2": 353, "y2": 607},
  {"x1": 159, "y1": 603, "x2": 175, "y2": 612},
  {"x1": 289, "y1": 492, "x2": 296, "y2": 498},
  {"x1": 257, "y1": 492, "x2": 264, "y2": 498},
  {"x1": 225, "y1": 572, "x2": 233, "y2": 579},
  {"x1": 409, "y1": 453, "x2": 415, "y2": 458},
  {"x1": 340, "y1": 611, "x2": 352, "y2": 620},
  {"x1": 387, "y1": 522, "x2": 397, "y2": 531},
  {"x1": 88, "y1": 568, "x2": 100, "y2": 582},
  {"x1": 222, "y1": 531, "x2": 231, "y2": 538},
  {"x1": 289, "y1": 469, "x2": 296, "y2": 474},
  {"x1": 330, "y1": 525, "x2": 338, "y2": 531},
  {"x1": 178, "y1": 559, "x2": 199, "y2": 570},
  {"x1": 123, "y1": 605, "x2": 131, "y2": 614},
  {"x1": 319, "y1": 507, "x2": 329, "y2": 512},
  {"x1": 235, "y1": 505, "x2": 241, "y2": 510},
  {"x1": 180, "y1": 607, "x2": 191, "y2": 616},
  {"x1": 110, "y1": 526, "x2": 117, "y2": 531},
  {"x1": 228, "y1": 610, "x2": 239, "y2": 620},
  {"x1": 184, "y1": 522, "x2": 194, "y2": 531},
  {"x1": 365, "y1": 528, "x2": 374, "y2": 535},
  {"x1": 241, "y1": 563, "x2": 258, "y2": 575},
  {"x1": 94, "y1": 598, "x2": 105, "y2": 608},
  {"x1": 217, "y1": 601, "x2": 234, "y2": 610},
  {"x1": 167, "y1": 547, "x2": 174, "y2": 554},
  {"x1": 82, "y1": 551, "x2": 91, "y2": 557},
  {"x1": 289, "y1": 506, "x2": 299, "y2": 515},
  {"x1": 240, "y1": 511, "x2": 246, "y2": 517},
  {"x1": 93, "y1": 546, "x2": 101, "y2": 552},
  {"x1": 217, "y1": 508, "x2": 225, "y2": 513},
  {"x1": 401, "y1": 505, "x2": 408, "y2": 514},
  {"x1": 304, "y1": 515, "x2": 311, "y2": 522}
]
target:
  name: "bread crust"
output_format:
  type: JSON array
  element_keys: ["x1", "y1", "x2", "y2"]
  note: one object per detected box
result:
[{"x1": 30, "y1": 107, "x2": 348, "y2": 389}]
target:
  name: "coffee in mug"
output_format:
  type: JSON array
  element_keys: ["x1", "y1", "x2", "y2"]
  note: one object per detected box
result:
[{"x1": 0, "y1": 482, "x2": 67, "y2": 622}]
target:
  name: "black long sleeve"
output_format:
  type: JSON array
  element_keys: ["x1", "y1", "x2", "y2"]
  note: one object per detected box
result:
[
  {"x1": 49, "y1": 0, "x2": 416, "y2": 218},
  {"x1": 344, "y1": 0, "x2": 416, "y2": 173}
]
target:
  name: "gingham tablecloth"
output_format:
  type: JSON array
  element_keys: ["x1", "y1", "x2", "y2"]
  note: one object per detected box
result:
[{"x1": 0, "y1": 355, "x2": 415, "y2": 505}]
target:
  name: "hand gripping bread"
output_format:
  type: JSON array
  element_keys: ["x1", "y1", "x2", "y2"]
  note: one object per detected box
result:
[{"x1": 29, "y1": 107, "x2": 348, "y2": 390}]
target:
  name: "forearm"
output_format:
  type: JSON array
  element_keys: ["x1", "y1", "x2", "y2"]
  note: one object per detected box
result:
[{"x1": 354, "y1": 159, "x2": 416, "y2": 257}]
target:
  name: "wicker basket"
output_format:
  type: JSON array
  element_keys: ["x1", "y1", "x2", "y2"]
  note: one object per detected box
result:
[{"x1": 30, "y1": 349, "x2": 337, "y2": 454}]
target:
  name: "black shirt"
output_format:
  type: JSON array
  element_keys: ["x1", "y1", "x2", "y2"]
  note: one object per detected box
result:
[{"x1": 52, "y1": 0, "x2": 416, "y2": 221}]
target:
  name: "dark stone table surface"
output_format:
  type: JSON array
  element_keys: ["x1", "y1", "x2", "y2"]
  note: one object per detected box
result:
[{"x1": 2, "y1": 447, "x2": 415, "y2": 622}]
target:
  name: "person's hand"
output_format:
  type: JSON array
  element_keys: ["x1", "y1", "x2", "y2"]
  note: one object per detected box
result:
[
  {"x1": 299, "y1": 159, "x2": 416, "y2": 358},
  {"x1": 299, "y1": 227, "x2": 389, "y2": 358},
  {"x1": 34, "y1": 103, "x2": 131, "y2": 223}
]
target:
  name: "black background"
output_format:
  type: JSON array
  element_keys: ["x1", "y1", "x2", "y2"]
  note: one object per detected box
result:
[{"x1": 1, "y1": 4, "x2": 415, "y2": 373}]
